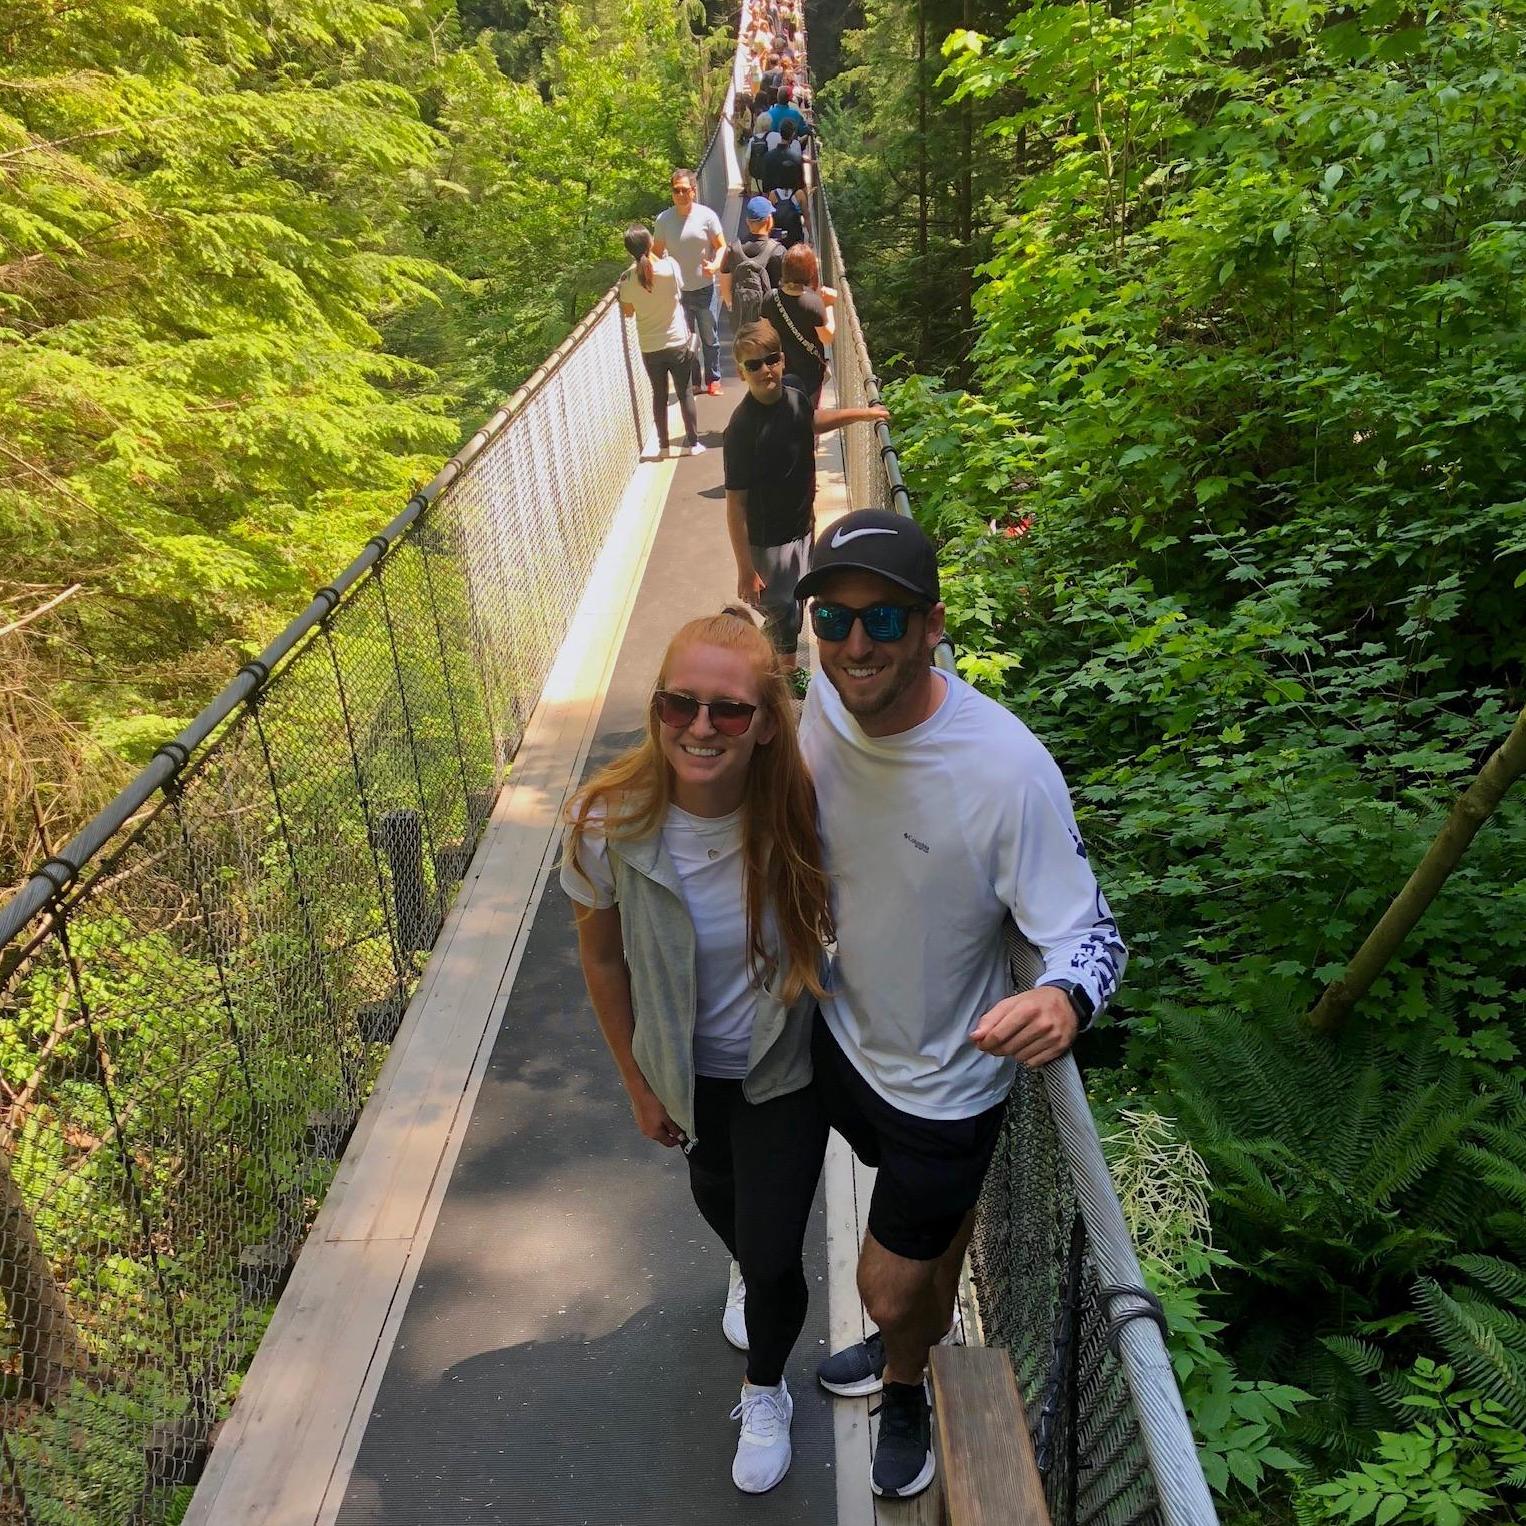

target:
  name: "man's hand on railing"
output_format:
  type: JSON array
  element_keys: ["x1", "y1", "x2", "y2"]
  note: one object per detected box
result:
[{"x1": 968, "y1": 986, "x2": 1079, "y2": 1067}]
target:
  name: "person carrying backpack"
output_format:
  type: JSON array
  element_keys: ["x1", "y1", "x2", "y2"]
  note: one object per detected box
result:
[
  {"x1": 767, "y1": 187, "x2": 806, "y2": 249},
  {"x1": 747, "y1": 92, "x2": 775, "y2": 193},
  {"x1": 719, "y1": 199, "x2": 785, "y2": 330},
  {"x1": 723, "y1": 319, "x2": 889, "y2": 690},
  {"x1": 762, "y1": 119, "x2": 805, "y2": 199}
]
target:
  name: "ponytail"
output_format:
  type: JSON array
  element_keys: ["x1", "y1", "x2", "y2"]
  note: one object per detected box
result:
[{"x1": 622, "y1": 224, "x2": 655, "y2": 292}]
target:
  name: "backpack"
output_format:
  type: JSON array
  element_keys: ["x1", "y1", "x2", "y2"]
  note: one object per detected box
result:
[
  {"x1": 729, "y1": 238, "x2": 777, "y2": 327},
  {"x1": 768, "y1": 191, "x2": 804, "y2": 248},
  {"x1": 748, "y1": 131, "x2": 770, "y2": 184}
]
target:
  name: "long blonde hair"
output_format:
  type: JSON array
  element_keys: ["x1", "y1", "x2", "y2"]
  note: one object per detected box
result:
[{"x1": 566, "y1": 610, "x2": 832, "y2": 1002}]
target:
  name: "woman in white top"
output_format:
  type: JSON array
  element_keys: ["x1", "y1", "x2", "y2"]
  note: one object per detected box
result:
[
  {"x1": 618, "y1": 225, "x2": 701, "y2": 456},
  {"x1": 562, "y1": 609, "x2": 832, "y2": 1494}
]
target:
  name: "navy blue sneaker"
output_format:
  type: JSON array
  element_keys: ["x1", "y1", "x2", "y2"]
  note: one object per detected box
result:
[
  {"x1": 871, "y1": 1379, "x2": 935, "y2": 1498},
  {"x1": 817, "y1": 1330, "x2": 885, "y2": 1397}
]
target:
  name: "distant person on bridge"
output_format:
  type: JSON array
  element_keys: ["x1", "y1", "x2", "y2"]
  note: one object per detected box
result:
[
  {"x1": 761, "y1": 243, "x2": 832, "y2": 406},
  {"x1": 723, "y1": 319, "x2": 888, "y2": 690},
  {"x1": 718, "y1": 197, "x2": 784, "y2": 330},
  {"x1": 617, "y1": 225, "x2": 702, "y2": 458},
  {"x1": 561, "y1": 609, "x2": 834, "y2": 1496},
  {"x1": 761, "y1": 118, "x2": 805, "y2": 199},
  {"x1": 654, "y1": 168, "x2": 725, "y2": 396},
  {"x1": 794, "y1": 509, "x2": 1128, "y2": 1500},
  {"x1": 770, "y1": 86, "x2": 808, "y2": 143}
]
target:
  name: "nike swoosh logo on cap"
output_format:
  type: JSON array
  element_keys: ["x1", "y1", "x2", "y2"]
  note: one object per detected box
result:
[{"x1": 830, "y1": 526, "x2": 898, "y2": 548}]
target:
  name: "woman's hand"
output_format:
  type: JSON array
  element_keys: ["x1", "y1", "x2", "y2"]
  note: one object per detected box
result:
[
  {"x1": 628, "y1": 1079, "x2": 685, "y2": 1147},
  {"x1": 737, "y1": 567, "x2": 766, "y2": 606}
]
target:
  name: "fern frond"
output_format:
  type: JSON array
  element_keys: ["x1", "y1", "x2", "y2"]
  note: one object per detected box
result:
[
  {"x1": 1357, "y1": 1088, "x2": 1489, "y2": 1206},
  {"x1": 1461, "y1": 1140, "x2": 1526, "y2": 1206},
  {"x1": 1449, "y1": 1254, "x2": 1526, "y2": 1310},
  {"x1": 1415, "y1": 1278, "x2": 1526, "y2": 1430},
  {"x1": 1320, "y1": 1335, "x2": 1385, "y2": 1379}
]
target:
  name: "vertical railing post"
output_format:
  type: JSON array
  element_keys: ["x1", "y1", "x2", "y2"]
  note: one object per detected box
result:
[
  {"x1": 417, "y1": 527, "x2": 479, "y2": 873},
  {"x1": 619, "y1": 313, "x2": 645, "y2": 455},
  {"x1": 54, "y1": 912, "x2": 199, "y2": 1425},
  {"x1": 322, "y1": 623, "x2": 409, "y2": 999}
]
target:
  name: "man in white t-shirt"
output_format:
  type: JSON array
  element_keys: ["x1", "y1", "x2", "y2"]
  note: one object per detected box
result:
[
  {"x1": 653, "y1": 167, "x2": 726, "y2": 395},
  {"x1": 793, "y1": 508, "x2": 1126, "y2": 1500}
]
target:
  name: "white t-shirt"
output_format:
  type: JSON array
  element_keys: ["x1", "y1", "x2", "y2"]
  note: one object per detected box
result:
[
  {"x1": 617, "y1": 257, "x2": 689, "y2": 354},
  {"x1": 560, "y1": 805, "x2": 759, "y2": 1079},
  {"x1": 800, "y1": 668, "x2": 1127, "y2": 1120},
  {"x1": 654, "y1": 203, "x2": 724, "y2": 291}
]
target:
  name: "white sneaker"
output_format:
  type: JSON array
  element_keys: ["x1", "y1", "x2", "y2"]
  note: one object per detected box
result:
[
  {"x1": 730, "y1": 1378, "x2": 793, "y2": 1493},
  {"x1": 722, "y1": 1259, "x2": 748, "y2": 1351},
  {"x1": 684, "y1": 440, "x2": 707, "y2": 455}
]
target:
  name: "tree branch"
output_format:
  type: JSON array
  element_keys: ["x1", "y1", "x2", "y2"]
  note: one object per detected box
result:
[
  {"x1": 1307, "y1": 703, "x2": 1526, "y2": 1033},
  {"x1": 0, "y1": 585, "x2": 82, "y2": 639}
]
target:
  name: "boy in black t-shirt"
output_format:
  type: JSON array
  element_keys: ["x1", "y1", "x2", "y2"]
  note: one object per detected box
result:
[{"x1": 722, "y1": 319, "x2": 889, "y2": 683}]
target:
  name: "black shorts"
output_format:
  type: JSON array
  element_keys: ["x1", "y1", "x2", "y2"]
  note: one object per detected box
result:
[{"x1": 811, "y1": 1012, "x2": 1008, "y2": 1261}]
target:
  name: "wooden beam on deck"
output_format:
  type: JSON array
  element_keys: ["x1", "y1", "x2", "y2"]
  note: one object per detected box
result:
[{"x1": 929, "y1": 1345, "x2": 1050, "y2": 1526}]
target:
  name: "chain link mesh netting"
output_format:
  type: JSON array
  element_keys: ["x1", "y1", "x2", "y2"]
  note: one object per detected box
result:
[
  {"x1": 974, "y1": 1063, "x2": 1163, "y2": 1526},
  {"x1": 0, "y1": 238, "x2": 662, "y2": 1526}
]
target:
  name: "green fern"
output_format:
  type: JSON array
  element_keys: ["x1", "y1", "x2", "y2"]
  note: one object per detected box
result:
[
  {"x1": 1158, "y1": 1007, "x2": 1496, "y2": 1294},
  {"x1": 1415, "y1": 1280, "x2": 1526, "y2": 1431},
  {"x1": 1449, "y1": 1255, "x2": 1526, "y2": 1310}
]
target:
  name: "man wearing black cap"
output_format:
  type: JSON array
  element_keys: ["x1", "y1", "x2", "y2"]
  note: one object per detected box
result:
[{"x1": 794, "y1": 508, "x2": 1127, "y2": 1500}]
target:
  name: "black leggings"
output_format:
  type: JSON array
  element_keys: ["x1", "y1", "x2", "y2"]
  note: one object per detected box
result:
[
  {"x1": 687, "y1": 1076, "x2": 828, "y2": 1387},
  {"x1": 641, "y1": 345, "x2": 699, "y2": 449}
]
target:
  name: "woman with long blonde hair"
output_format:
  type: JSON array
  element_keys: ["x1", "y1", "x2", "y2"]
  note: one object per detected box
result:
[{"x1": 560, "y1": 608, "x2": 832, "y2": 1495}]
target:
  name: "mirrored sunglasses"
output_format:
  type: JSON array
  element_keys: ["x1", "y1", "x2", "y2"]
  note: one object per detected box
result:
[
  {"x1": 653, "y1": 690, "x2": 758, "y2": 736},
  {"x1": 810, "y1": 601, "x2": 924, "y2": 643}
]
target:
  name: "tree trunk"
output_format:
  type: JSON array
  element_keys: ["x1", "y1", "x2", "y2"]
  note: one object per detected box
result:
[
  {"x1": 0, "y1": 1150, "x2": 92, "y2": 1404},
  {"x1": 1307, "y1": 703, "x2": 1526, "y2": 1033},
  {"x1": 917, "y1": 0, "x2": 930, "y2": 363},
  {"x1": 917, "y1": 0, "x2": 929, "y2": 263},
  {"x1": 958, "y1": 0, "x2": 975, "y2": 373}
]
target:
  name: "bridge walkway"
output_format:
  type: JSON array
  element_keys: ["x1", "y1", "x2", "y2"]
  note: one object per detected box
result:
[{"x1": 185, "y1": 320, "x2": 922, "y2": 1526}]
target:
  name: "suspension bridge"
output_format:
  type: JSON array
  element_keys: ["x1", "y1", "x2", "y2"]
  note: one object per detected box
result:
[{"x1": 0, "y1": 7, "x2": 1218, "y2": 1522}]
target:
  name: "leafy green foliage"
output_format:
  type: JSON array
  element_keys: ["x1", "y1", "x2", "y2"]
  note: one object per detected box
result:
[
  {"x1": 1162, "y1": 1266, "x2": 1310, "y2": 1498},
  {"x1": 1, "y1": 0, "x2": 713, "y2": 885},
  {"x1": 1294, "y1": 1361, "x2": 1526, "y2": 1526}
]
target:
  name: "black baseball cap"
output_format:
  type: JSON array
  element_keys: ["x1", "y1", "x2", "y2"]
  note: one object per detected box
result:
[{"x1": 794, "y1": 508, "x2": 941, "y2": 604}]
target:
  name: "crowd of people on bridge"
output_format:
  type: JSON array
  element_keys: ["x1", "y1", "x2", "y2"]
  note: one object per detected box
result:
[{"x1": 580, "y1": 0, "x2": 1128, "y2": 1506}]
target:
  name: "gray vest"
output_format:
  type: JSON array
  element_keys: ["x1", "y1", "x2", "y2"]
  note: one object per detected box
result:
[{"x1": 608, "y1": 828, "x2": 818, "y2": 1143}]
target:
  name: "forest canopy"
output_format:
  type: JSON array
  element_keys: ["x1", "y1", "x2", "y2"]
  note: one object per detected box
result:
[{"x1": 1, "y1": 0, "x2": 723, "y2": 887}]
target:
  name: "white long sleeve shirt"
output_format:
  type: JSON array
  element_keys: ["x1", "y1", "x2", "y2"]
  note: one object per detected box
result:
[{"x1": 801, "y1": 667, "x2": 1126, "y2": 1120}]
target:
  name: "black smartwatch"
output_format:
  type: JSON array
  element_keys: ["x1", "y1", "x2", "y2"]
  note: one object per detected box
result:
[{"x1": 1040, "y1": 979, "x2": 1095, "y2": 1030}]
